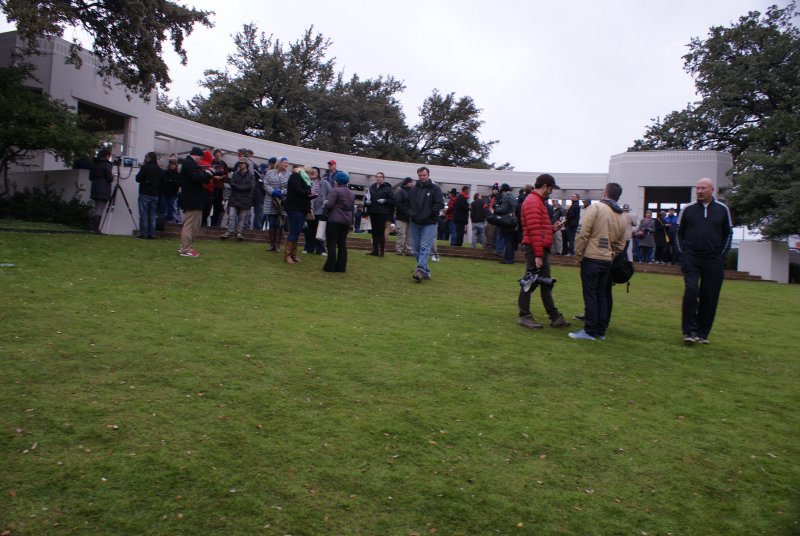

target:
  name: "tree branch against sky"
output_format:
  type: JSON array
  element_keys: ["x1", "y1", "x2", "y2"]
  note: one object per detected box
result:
[
  {"x1": 162, "y1": 24, "x2": 501, "y2": 168},
  {"x1": 0, "y1": 0, "x2": 213, "y2": 99}
]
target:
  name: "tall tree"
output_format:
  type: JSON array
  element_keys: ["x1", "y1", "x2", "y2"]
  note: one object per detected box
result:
[
  {"x1": 630, "y1": 2, "x2": 800, "y2": 238},
  {"x1": 409, "y1": 90, "x2": 497, "y2": 169},
  {"x1": 0, "y1": 63, "x2": 104, "y2": 195},
  {"x1": 177, "y1": 25, "x2": 411, "y2": 159},
  {"x1": 162, "y1": 24, "x2": 504, "y2": 168},
  {"x1": 1, "y1": 0, "x2": 213, "y2": 99}
]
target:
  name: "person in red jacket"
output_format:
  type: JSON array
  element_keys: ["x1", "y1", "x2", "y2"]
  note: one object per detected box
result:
[{"x1": 516, "y1": 174, "x2": 570, "y2": 330}]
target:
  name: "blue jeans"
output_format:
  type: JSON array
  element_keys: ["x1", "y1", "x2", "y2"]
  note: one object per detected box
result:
[
  {"x1": 286, "y1": 210, "x2": 306, "y2": 243},
  {"x1": 471, "y1": 222, "x2": 486, "y2": 247},
  {"x1": 495, "y1": 229, "x2": 506, "y2": 255},
  {"x1": 410, "y1": 222, "x2": 436, "y2": 277},
  {"x1": 252, "y1": 203, "x2": 265, "y2": 231},
  {"x1": 448, "y1": 220, "x2": 457, "y2": 245},
  {"x1": 138, "y1": 194, "x2": 158, "y2": 238},
  {"x1": 158, "y1": 194, "x2": 179, "y2": 222}
]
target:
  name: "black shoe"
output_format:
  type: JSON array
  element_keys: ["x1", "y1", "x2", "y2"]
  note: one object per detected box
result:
[
  {"x1": 573, "y1": 315, "x2": 586, "y2": 321},
  {"x1": 683, "y1": 333, "x2": 698, "y2": 343}
]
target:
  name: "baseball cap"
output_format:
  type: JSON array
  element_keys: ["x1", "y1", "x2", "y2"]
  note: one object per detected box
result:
[{"x1": 534, "y1": 174, "x2": 560, "y2": 189}]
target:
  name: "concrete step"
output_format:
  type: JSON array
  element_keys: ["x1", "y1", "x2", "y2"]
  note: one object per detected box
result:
[{"x1": 159, "y1": 223, "x2": 763, "y2": 281}]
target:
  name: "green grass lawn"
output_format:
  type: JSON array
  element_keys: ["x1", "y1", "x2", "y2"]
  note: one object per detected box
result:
[{"x1": 1, "y1": 232, "x2": 798, "y2": 535}]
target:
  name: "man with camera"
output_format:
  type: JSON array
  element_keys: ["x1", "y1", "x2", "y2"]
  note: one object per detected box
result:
[
  {"x1": 516, "y1": 174, "x2": 570, "y2": 330},
  {"x1": 569, "y1": 183, "x2": 627, "y2": 341}
]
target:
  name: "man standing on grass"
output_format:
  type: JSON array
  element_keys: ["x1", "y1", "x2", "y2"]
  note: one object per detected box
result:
[
  {"x1": 408, "y1": 166, "x2": 444, "y2": 282},
  {"x1": 676, "y1": 178, "x2": 732, "y2": 344},
  {"x1": 516, "y1": 174, "x2": 570, "y2": 330},
  {"x1": 568, "y1": 182, "x2": 627, "y2": 341},
  {"x1": 178, "y1": 147, "x2": 212, "y2": 257}
]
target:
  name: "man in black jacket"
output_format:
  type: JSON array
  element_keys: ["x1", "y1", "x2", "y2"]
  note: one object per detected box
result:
[
  {"x1": 564, "y1": 193, "x2": 581, "y2": 255},
  {"x1": 178, "y1": 147, "x2": 212, "y2": 257},
  {"x1": 676, "y1": 178, "x2": 732, "y2": 344},
  {"x1": 452, "y1": 185, "x2": 471, "y2": 246},
  {"x1": 408, "y1": 167, "x2": 444, "y2": 282},
  {"x1": 135, "y1": 152, "x2": 163, "y2": 239}
]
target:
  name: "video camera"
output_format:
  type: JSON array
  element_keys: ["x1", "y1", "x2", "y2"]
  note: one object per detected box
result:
[
  {"x1": 518, "y1": 269, "x2": 556, "y2": 293},
  {"x1": 113, "y1": 156, "x2": 138, "y2": 167}
]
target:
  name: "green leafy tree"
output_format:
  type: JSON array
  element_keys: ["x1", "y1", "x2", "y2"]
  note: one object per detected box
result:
[
  {"x1": 162, "y1": 24, "x2": 504, "y2": 168},
  {"x1": 0, "y1": 0, "x2": 213, "y2": 99},
  {"x1": 176, "y1": 25, "x2": 411, "y2": 159},
  {"x1": 0, "y1": 63, "x2": 103, "y2": 196},
  {"x1": 630, "y1": 2, "x2": 800, "y2": 238},
  {"x1": 409, "y1": 90, "x2": 498, "y2": 169}
]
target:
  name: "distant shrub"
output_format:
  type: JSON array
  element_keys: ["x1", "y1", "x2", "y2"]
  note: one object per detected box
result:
[{"x1": 0, "y1": 179, "x2": 92, "y2": 229}]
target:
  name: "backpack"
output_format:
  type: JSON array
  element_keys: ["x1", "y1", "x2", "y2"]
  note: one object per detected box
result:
[{"x1": 611, "y1": 252, "x2": 634, "y2": 292}]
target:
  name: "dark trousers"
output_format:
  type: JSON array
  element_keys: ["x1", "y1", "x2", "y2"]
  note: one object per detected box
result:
[
  {"x1": 304, "y1": 216, "x2": 326, "y2": 253},
  {"x1": 580, "y1": 258, "x2": 612, "y2": 337},
  {"x1": 502, "y1": 227, "x2": 516, "y2": 263},
  {"x1": 518, "y1": 246, "x2": 561, "y2": 320},
  {"x1": 681, "y1": 253, "x2": 725, "y2": 338},
  {"x1": 324, "y1": 222, "x2": 349, "y2": 272},
  {"x1": 210, "y1": 188, "x2": 225, "y2": 227},
  {"x1": 454, "y1": 222, "x2": 466, "y2": 246},
  {"x1": 369, "y1": 213, "x2": 388, "y2": 254},
  {"x1": 565, "y1": 225, "x2": 577, "y2": 255},
  {"x1": 668, "y1": 234, "x2": 680, "y2": 264}
]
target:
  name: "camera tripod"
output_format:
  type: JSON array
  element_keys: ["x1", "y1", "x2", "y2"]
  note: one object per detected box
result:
[{"x1": 100, "y1": 164, "x2": 138, "y2": 234}]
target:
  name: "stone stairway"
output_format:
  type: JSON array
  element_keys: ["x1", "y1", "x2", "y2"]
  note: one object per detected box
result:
[{"x1": 158, "y1": 223, "x2": 763, "y2": 281}]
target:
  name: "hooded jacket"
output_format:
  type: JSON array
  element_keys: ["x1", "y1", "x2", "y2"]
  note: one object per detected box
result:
[
  {"x1": 574, "y1": 199, "x2": 627, "y2": 263},
  {"x1": 228, "y1": 164, "x2": 255, "y2": 209}
]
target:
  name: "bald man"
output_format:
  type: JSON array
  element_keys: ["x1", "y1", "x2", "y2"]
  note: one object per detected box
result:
[{"x1": 675, "y1": 178, "x2": 732, "y2": 344}]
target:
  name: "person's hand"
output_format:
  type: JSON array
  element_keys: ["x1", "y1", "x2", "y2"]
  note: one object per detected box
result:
[{"x1": 535, "y1": 257, "x2": 543, "y2": 269}]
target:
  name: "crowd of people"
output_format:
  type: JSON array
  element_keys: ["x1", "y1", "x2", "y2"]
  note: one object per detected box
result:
[{"x1": 89, "y1": 148, "x2": 732, "y2": 344}]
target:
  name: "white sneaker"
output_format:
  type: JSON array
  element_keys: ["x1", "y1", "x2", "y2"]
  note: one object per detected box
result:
[{"x1": 431, "y1": 254, "x2": 440, "y2": 262}]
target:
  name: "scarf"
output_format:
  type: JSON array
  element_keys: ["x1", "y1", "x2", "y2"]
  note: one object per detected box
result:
[{"x1": 298, "y1": 169, "x2": 311, "y2": 187}]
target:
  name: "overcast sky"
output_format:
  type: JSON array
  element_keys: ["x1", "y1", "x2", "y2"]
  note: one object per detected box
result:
[{"x1": 2, "y1": 0, "x2": 776, "y2": 173}]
